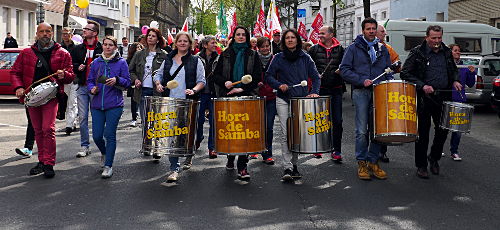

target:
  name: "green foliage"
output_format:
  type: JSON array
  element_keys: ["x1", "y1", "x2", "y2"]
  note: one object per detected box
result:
[
  {"x1": 194, "y1": 11, "x2": 218, "y2": 35},
  {"x1": 223, "y1": 0, "x2": 260, "y2": 30}
]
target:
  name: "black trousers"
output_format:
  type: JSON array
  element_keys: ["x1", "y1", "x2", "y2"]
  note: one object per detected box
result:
[
  {"x1": 24, "y1": 108, "x2": 35, "y2": 150},
  {"x1": 415, "y1": 95, "x2": 449, "y2": 168},
  {"x1": 319, "y1": 87, "x2": 344, "y2": 153},
  {"x1": 227, "y1": 155, "x2": 249, "y2": 171}
]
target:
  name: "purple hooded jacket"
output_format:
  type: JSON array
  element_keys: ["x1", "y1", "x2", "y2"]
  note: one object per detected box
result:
[
  {"x1": 87, "y1": 53, "x2": 131, "y2": 110},
  {"x1": 452, "y1": 60, "x2": 476, "y2": 102}
]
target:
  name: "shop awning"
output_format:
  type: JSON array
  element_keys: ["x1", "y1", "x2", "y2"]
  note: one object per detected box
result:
[{"x1": 68, "y1": 15, "x2": 87, "y2": 29}]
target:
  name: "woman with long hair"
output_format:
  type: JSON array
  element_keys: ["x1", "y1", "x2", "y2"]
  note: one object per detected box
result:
[
  {"x1": 213, "y1": 26, "x2": 263, "y2": 181},
  {"x1": 129, "y1": 28, "x2": 168, "y2": 156},
  {"x1": 266, "y1": 29, "x2": 320, "y2": 182},
  {"x1": 87, "y1": 36, "x2": 131, "y2": 178},
  {"x1": 154, "y1": 32, "x2": 205, "y2": 183}
]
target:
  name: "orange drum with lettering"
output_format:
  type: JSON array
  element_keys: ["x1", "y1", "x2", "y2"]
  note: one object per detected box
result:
[
  {"x1": 213, "y1": 96, "x2": 266, "y2": 155},
  {"x1": 373, "y1": 80, "x2": 418, "y2": 144}
]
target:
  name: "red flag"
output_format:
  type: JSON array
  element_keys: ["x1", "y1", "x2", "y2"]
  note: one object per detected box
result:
[
  {"x1": 298, "y1": 22, "x2": 307, "y2": 40},
  {"x1": 181, "y1": 18, "x2": 189, "y2": 32},
  {"x1": 253, "y1": 22, "x2": 263, "y2": 37},
  {"x1": 256, "y1": 0, "x2": 266, "y2": 36},
  {"x1": 229, "y1": 12, "x2": 238, "y2": 38},
  {"x1": 167, "y1": 29, "x2": 174, "y2": 45},
  {"x1": 311, "y1": 13, "x2": 324, "y2": 31},
  {"x1": 309, "y1": 29, "x2": 319, "y2": 44}
]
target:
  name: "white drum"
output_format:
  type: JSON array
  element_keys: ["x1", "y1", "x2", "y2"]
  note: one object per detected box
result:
[{"x1": 25, "y1": 82, "x2": 58, "y2": 107}]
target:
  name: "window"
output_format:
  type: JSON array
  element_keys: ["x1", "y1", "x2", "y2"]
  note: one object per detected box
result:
[
  {"x1": 135, "y1": 6, "x2": 139, "y2": 20},
  {"x1": 455, "y1": 37, "x2": 482, "y2": 53},
  {"x1": 483, "y1": 59, "x2": 500, "y2": 76},
  {"x1": 122, "y1": 2, "x2": 125, "y2": 16},
  {"x1": 0, "y1": 52, "x2": 19, "y2": 69},
  {"x1": 324, "y1": 7, "x2": 327, "y2": 22},
  {"x1": 3, "y1": 7, "x2": 10, "y2": 34},
  {"x1": 492, "y1": 38, "x2": 500, "y2": 52},
  {"x1": 404, "y1": 36, "x2": 425, "y2": 51},
  {"x1": 28, "y1": 12, "x2": 35, "y2": 44},
  {"x1": 381, "y1": 11, "x2": 386, "y2": 20},
  {"x1": 16, "y1": 10, "x2": 23, "y2": 43},
  {"x1": 372, "y1": 13, "x2": 377, "y2": 20},
  {"x1": 126, "y1": 4, "x2": 129, "y2": 17},
  {"x1": 460, "y1": 58, "x2": 480, "y2": 66}
]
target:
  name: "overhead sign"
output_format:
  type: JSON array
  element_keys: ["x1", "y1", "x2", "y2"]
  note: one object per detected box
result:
[{"x1": 297, "y1": 9, "x2": 306, "y2": 18}]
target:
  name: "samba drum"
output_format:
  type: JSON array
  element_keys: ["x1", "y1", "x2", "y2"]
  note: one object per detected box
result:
[
  {"x1": 25, "y1": 82, "x2": 58, "y2": 107},
  {"x1": 213, "y1": 96, "x2": 266, "y2": 155},
  {"x1": 287, "y1": 96, "x2": 334, "y2": 154},
  {"x1": 440, "y1": 101, "x2": 474, "y2": 133},
  {"x1": 373, "y1": 80, "x2": 418, "y2": 144},
  {"x1": 141, "y1": 96, "x2": 199, "y2": 157}
]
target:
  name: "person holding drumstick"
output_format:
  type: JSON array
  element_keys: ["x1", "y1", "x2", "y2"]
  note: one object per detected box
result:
[
  {"x1": 87, "y1": 36, "x2": 131, "y2": 178},
  {"x1": 339, "y1": 18, "x2": 392, "y2": 180},
  {"x1": 266, "y1": 28, "x2": 320, "y2": 182},
  {"x1": 213, "y1": 26, "x2": 262, "y2": 181},
  {"x1": 154, "y1": 32, "x2": 205, "y2": 183},
  {"x1": 401, "y1": 25, "x2": 462, "y2": 179},
  {"x1": 11, "y1": 22, "x2": 75, "y2": 178}
]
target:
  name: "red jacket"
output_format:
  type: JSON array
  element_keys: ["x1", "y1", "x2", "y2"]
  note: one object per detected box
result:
[{"x1": 10, "y1": 42, "x2": 75, "y2": 103}]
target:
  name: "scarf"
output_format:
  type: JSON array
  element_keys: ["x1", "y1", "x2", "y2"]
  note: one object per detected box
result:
[
  {"x1": 258, "y1": 53, "x2": 272, "y2": 67},
  {"x1": 363, "y1": 36, "x2": 379, "y2": 64},
  {"x1": 283, "y1": 48, "x2": 301, "y2": 62},
  {"x1": 37, "y1": 40, "x2": 55, "y2": 53},
  {"x1": 101, "y1": 50, "x2": 118, "y2": 61},
  {"x1": 232, "y1": 42, "x2": 248, "y2": 86}
]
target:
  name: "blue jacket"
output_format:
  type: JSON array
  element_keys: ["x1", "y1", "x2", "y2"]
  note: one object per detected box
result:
[
  {"x1": 452, "y1": 60, "x2": 476, "y2": 102},
  {"x1": 87, "y1": 54, "x2": 131, "y2": 110},
  {"x1": 340, "y1": 35, "x2": 392, "y2": 87},
  {"x1": 265, "y1": 50, "x2": 320, "y2": 102}
]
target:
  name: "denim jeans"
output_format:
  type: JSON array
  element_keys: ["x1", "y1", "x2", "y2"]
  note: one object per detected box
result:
[
  {"x1": 262, "y1": 99, "x2": 277, "y2": 159},
  {"x1": 64, "y1": 83, "x2": 79, "y2": 128},
  {"x1": 169, "y1": 157, "x2": 181, "y2": 172},
  {"x1": 319, "y1": 88, "x2": 343, "y2": 153},
  {"x1": 139, "y1": 87, "x2": 154, "y2": 125},
  {"x1": 276, "y1": 97, "x2": 298, "y2": 169},
  {"x1": 77, "y1": 86, "x2": 91, "y2": 147},
  {"x1": 91, "y1": 107, "x2": 123, "y2": 167},
  {"x1": 352, "y1": 88, "x2": 381, "y2": 163},
  {"x1": 196, "y1": 93, "x2": 215, "y2": 150},
  {"x1": 450, "y1": 132, "x2": 462, "y2": 154}
]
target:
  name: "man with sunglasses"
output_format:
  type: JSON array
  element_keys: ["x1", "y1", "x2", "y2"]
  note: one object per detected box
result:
[{"x1": 70, "y1": 20, "x2": 103, "y2": 158}]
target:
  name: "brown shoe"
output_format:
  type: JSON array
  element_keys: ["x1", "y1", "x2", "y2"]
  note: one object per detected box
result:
[
  {"x1": 416, "y1": 167, "x2": 429, "y2": 179},
  {"x1": 357, "y1": 161, "x2": 371, "y2": 180},
  {"x1": 208, "y1": 150, "x2": 217, "y2": 159},
  {"x1": 428, "y1": 157, "x2": 440, "y2": 175},
  {"x1": 368, "y1": 161, "x2": 387, "y2": 180}
]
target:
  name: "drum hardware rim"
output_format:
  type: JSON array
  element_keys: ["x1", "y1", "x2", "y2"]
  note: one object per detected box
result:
[
  {"x1": 215, "y1": 150, "x2": 267, "y2": 155},
  {"x1": 212, "y1": 96, "x2": 264, "y2": 101},
  {"x1": 289, "y1": 96, "x2": 330, "y2": 100},
  {"x1": 144, "y1": 95, "x2": 197, "y2": 103},
  {"x1": 438, "y1": 126, "x2": 471, "y2": 133},
  {"x1": 443, "y1": 101, "x2": 475, "y2": 109},
  {"x1": 373, "y1": 80, "x2": 416, "y2": 87}
]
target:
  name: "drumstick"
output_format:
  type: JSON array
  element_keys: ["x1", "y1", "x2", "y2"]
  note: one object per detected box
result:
[
  {"x1": 435, "y1": 89, "x2": 465, "y2": 100},
  {"x1": 372, "y1": 68, "x2": 393, "y2": 82},
  {"x1": 231, "y1": 75, "x2": 252, "y2": 86}
]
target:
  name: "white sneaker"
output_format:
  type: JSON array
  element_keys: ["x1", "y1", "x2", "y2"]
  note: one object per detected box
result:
[
  {"x1": 101, "y1": 154, "x2": 106, "y2": 168},
  {"x1": 451, "y1": 153, "x2": 462, "y2": 161},
  {"x1": 76, "y1": 147, "x2": 91, "y2": 158},
  {"x1": 102, "y1": 166, "x2": 113, "y2": 178},
  {"x1": 130, "y1": 120, "x2": 136, "y2": 127},
  {"x1": 167, "y1": 171, "x2": 179, "y2": 182}
]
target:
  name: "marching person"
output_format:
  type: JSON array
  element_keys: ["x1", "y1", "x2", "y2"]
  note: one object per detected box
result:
[
  {"x1": 4, "y1": 32, "x2": 18, "y2": 48},
  {"x1": 125, "y1": 41, "x2": 144, "y2": 127},
  {"x1": 255, "y1": 36, "x2": 276, "y2": 165},
  {"x1": 195, "y1": 35, "x2": 219, "y2": 159},
  {"x1": 129, "y1": 28, "x2": 168, "y2": 143},
  {"x1": 266, "y1": 28, "x2": 320, "y2": 182},
  {"x1": 71, "y1": 20, "x2": 103, "y2": 158},
  {"x1": 87, "y1": 36, "x2": 131, "y2": 178},
  {"x1": 11, "y1": 22, "x2": 75, "y2": 178},
  {"x1": 118, "y1": 37, "x2": 130, "y2": 60},
  {"x1": 340, "y1": 17, "x2": 392, "y2": 180},
  {"x1": 308, "y1": 26, "x2": 345, "y2": 161},
  {"x1": 446, "y1": 44, "x2": 476, "y2": 161},
  {"x1": 376, "y1": 24, "x2": 401, "y2": 163},
  {"x1": 60, "y1": 27, "x2": 78, "y2": 135},
  {"x1": 213, "y1": 26, "x2": 262, "y2": 181},
  {"x1": 271, "y1": 31, "x2": 281, "y2": 55},
  {"x1": 154, "y1": 32, "x2": 205, "y2": 183},
  {"x1": 401, "y1": 25, "x2": 462, "y2": 179}
]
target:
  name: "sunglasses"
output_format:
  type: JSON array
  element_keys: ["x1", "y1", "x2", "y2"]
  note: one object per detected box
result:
[{"x1": 83, "y1": 27, "x2": 95, "y2": 32}]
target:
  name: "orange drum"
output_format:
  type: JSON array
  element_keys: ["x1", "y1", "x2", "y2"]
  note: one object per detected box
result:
[
  {"x1": 373, "y1": 80, "x2": 418, "y2": 144},
  {"x1": 213, "y1": 96, "x2": 266, "y2": 155}
]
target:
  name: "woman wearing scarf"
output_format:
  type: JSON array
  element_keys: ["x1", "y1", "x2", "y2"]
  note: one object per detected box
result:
[
  {"x1": 154, "y1": 32, "x2": 206, "y2": 183},
  {"x1": 213, "y1": 26, "x2": 263, "y2": 181},
  {"x1": 266, "y1": 29, "x2": 321, "y2": 182},
  {"x1": 129, "y1": 28, "x2": 168, "y2": 157},
  {"x1": 87, "y1": 36, "x2": 131, "y2": 178}
]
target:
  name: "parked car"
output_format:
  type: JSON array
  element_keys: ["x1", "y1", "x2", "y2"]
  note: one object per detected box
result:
[
  {"x1": 0, "y1": 48, "x2": 22, "y2": 95},
  {"x1": 460, "y1": 55, "x2": 500, "y2": 105},
  {"x1": 490, "y1": 76, "x2": 500, "y2": 118}
]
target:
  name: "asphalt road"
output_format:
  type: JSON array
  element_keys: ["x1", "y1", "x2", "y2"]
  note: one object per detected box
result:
[{"x1": 1, "y1": 91, "x2": 499, "y2": 230}]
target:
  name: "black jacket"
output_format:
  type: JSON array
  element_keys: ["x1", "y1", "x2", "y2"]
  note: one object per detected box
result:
[
  {"x1": 308, "y1": 43, "x2": 345, "y2": 88},
  {"x1": 272, "y1": 41, "x2": 281, "y2": 55},
  {"x1": 4, "y1": 37, "x2": 18, "y2": 48},
  {"x1": 198, "y1": 50, "x2": 219, "y2": 94},
  {"x1": 401, "y1": 40, "x2": 459, "y2": 92},
  {"x1": 213, "y1": 47, "x2": 262, "y2": 97},
  {"x1": 60, "y1": 41, "x2": 75, "y2": 53},
  {"x1": 70, "y1": 41, "x2": 103, "y2": 85}
]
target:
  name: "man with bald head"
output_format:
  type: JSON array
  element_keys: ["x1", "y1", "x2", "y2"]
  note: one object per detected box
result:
[
  {"x1": 375, "y1": 24, "x2": 401, "y2": 163},
  {"x1": 11, "y1": 22, "x2": 75, "y2": 178}
]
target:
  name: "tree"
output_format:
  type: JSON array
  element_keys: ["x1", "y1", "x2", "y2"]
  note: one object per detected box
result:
[
  {"x1": 62, "y1": 0, "x2": 71, "y2": 27},
  {"x1": 363, "y1": 0, "x2": 370, "y2": 18},
  {"x1": 192, "y1": 0, "x2": 218, "y2": 34},
  {"x1": 332, "y1": 0, "x2": 346, "y2": 36},
  {"x1": 223, "y1": 0, "x2": 260, "y2": 29}
]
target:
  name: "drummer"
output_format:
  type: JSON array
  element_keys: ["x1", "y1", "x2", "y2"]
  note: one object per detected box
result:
[
  {"x1": 154, "y1": 32, "x2": 206, "y2": 183},
  {"x1": 266, "y1": 28, "x2": 320, "y2": 182},
  {"x1": 213, "y1": 26, "x2": 262, "y2": 181},
  {"x1": 401, "y1": 25, "x2": 462, "y2": 179},
  {"x1": 339, "y1": 18, "x2": 392, "y2": 180}
]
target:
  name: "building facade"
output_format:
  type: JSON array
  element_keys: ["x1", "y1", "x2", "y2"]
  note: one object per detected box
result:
[
  {"x1": 0, "y1": 0, "x2": 37, "y2": 48},
  {"x1": 390, "y1": 0, "x2": 449, "y2": 22},
  {"x1": 448, "y1": 0, "x2": 500, "y2": 28},
  {"x1": 139, "y1": 0, "x2": 190, "y2": 37}
]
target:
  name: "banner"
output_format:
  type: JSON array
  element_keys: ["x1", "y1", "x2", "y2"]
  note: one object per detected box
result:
[
  {"x1": 217, "y1": 1, "x2": 228, "y2": 35},
  {"x1": 298, "y1": 22, "x2": 307, "y2": 40}
]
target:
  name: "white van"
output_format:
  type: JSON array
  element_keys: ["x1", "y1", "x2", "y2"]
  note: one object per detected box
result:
[
  {"x1": 385, "y1": 20, "x2": 500, "y2": 105},
  {"x1": 385, "y1": 20, "x2": 500, "y2": 62}
]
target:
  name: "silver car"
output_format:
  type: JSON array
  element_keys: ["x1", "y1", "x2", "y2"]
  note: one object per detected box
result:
[{"x1": 461, "y1": 55, "x2": 500, "y2": 105}]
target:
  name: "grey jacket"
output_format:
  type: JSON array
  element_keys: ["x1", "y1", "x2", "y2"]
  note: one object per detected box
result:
[{"x1": 129, "y1": 47, "x2": 168, "y2": 103}]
